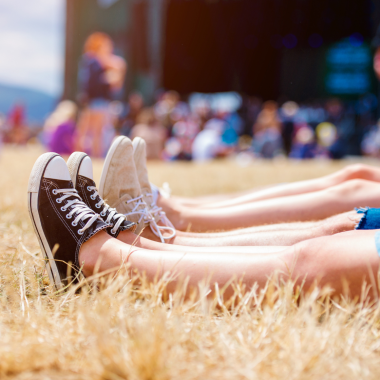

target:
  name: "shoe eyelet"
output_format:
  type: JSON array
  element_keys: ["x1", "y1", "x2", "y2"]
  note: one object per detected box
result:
[
  {"x1": 87, "y1": 186, "x2": 91, "y2": 191},
  {"x1": 111, "y1": 229, "x2": 116, "y2": 235},
  {"x1": 78, "y1": 229, "x2": 84, "y2": 235},
  {"x1": 66, "y1": 214, "x2": 72, "y2": 219},
  {"x1": 90, "y1": 195, "x2": 96, "y2": 200},
  {"x1": 61, "y1": 207, "x2": 66, "y2": 212},
  {"x1": 52, "y1": 189, "x2": 57, "y2": 195},
  {"x1": 56, "y1": 199, "x2": 62, "y2": 203},
  {"x1": 95, "y1": 204, "x2": 101, "y2": 209},
  {"x1": 72, "y1": 221, "x2": 78, "y2": 227},
  {"x1": 100, "y1": 211, "x2": 106, "y2": 216}
]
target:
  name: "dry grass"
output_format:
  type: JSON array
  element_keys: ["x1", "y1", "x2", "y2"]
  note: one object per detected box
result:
[{"x1": 1, "y1": 145, "x2": 380, "y2": 379}]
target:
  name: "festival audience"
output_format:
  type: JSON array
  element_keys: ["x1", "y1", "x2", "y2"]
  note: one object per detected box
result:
[
  {"x1": 43, "y1": 100, "x2": 77, "y2": 154},
  {"x1": 4, "y1": 103, "x2": 29, "y2": 144},
  {"x1": 131, "y1": 107, "x2": 167, "y2": 159},
  {"x1": 126, "y1": 92, "x2": 378, "y2": 161},
  {"x1": 4, "y1": 90, "x2": 379, "y2": 161}
]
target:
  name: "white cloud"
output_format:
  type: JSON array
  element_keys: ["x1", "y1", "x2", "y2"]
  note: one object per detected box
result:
[{"x1": 0, "y1": 0, "x2": 64, "y2": 95}]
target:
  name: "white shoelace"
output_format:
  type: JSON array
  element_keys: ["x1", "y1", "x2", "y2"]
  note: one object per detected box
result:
[
  {"x1": 126, "y1": 195, "x2": 175, "y2": 243},
  {"x1": 146, "y1": 192, "x2": 176, "y2": 241},
  {"x1": 52, "y1": 188, "x2": 101, "y2": 235},
  {"x1": 87, "y1": 186, "x2": 129, "y2": 235}
]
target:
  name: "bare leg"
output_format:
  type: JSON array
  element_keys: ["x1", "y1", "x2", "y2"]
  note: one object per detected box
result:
[
  {"x1": 116, "y1": 230, "x2": 286, "y2": 253},
  {"x1": 167, "y1": 211, "x2": 362, "y2": 246},
  {"x1": 171, "y1": 185, "x2": 273, "y2": 207},
  {"x1": 75, "y1": 108, "x2": 91, "y2": 152},
  {"x1": 79, "y1": 229, "x2": 380, "y2": 300},
  {"x1": 175, "y1": 221, "x2": 318, "y2": 238},
  {"x1": 138, "y1": 211, "x2": 362, "y2": 247},
  {"x1": 172, "y1": 164, "x2": 380, "y2": 209},
  {"x1": 158, "y1": 179, "x2": 380, "y2": 232},
  {"x1": 90, "y1": 110, "x2": 106, "y2": 158},
  {"x1": 175, "y1": 210, "x2": 361, "y2": 238}
]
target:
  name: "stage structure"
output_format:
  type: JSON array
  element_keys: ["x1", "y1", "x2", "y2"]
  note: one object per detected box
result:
[{"x1": 64, "y1": 0, "x2": 380, "y2": 102}]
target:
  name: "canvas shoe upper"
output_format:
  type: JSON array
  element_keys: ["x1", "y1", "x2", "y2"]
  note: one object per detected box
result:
[
  {"x1": 132, "y1": 137, "x2": 176, "y2": 242},
  {"x1": 27, "y1": 153, "x2": 109, "y2": 289},
  {"x1": 98, "y1": 136, "x2": 153, "y2": 235},
  {"x1": 67, "y1": 152, "x2": 136, "y2": 238}
]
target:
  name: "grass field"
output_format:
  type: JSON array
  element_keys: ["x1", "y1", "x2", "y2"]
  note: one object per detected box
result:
[{"x1": 1, "y1": 145, "x2": 380, "y2": 379}]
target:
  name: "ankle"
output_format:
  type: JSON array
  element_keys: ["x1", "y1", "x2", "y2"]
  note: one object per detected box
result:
[
  {"x1": 140, "y1": 227, "x2": 161, "y2": 242},
  {"x1": 78, "y1": 231, "x2": 113, "y2": 277},
  {"x1": 157, "y1": 195, "x2": 188, "y2": 231},
  {"x1": 117, "y1": 230, "x2": 141, "y2": 244}
]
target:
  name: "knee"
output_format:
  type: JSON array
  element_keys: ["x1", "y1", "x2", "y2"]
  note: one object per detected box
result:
[
  {"x1": 327, "y1": 178, "x2": 370, "y2": 198},
  {"x1": 285, "y1": 240, "x2": 313, "y2": 277},
  {"x1": 341, "y1": 164, "x2": 373, "y2": 181}
]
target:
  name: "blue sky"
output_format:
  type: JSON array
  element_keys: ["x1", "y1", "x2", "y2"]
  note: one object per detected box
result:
[{"x1": 0, "y1": 0, "x2": 64, "y2": 96}]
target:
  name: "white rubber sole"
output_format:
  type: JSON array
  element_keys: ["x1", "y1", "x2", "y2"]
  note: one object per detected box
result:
[
  {"x1": 27, "y1": 152, "x2": 63, "y2": 290},
  {"x1": 99, "y1": 135, "x2": 127, "y2": 198},
  {"x1": 67, "y1": 151, "x2": 88, "y2": 188}
]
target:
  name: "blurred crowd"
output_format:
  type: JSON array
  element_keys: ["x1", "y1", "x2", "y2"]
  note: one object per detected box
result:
[
  {"x1": 38, "y1": 91, "x2": 380, "y2": 162},
  {"x1": 2, "y1": 32, "x2": 380, "y2": 162},
  {"x1": 0, "y1": 103, "x2": 31, "y2": 145},
  {"x1": 2, "y1": 89, "x2": 380, "y2": 162}
]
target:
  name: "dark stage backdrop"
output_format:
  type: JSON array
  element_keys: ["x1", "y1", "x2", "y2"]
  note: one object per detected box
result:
[{"x1": 163, "y1": 0, "x2": 376, "y2": 100}]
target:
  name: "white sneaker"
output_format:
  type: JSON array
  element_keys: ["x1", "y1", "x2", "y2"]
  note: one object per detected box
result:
[
  {"x1": 132, "y1": 137, "x2": 176, "y2": 242},
  {"x1": 98, "y1": 136, "x2": 152, "y2": 235}
]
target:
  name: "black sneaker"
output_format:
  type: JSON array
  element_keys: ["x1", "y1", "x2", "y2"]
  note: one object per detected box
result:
[
  {"x1": 27, "y1": 152, "x2": 110, "y2": 289},
  {"x1": 67, "y1": 152, "x2": 136, "y2": 237}
]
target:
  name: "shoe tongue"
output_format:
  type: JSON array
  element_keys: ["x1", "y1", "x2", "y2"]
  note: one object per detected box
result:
[
  {"x1": 79, "y1": 175, "x2": 96, "y2": 188},
  {"x1": 133, "y1": 138, "x2": 153, "y2": 205},
  {"x1": 52, "y1": 178, "x2": 75, "y2": 189},
  {"x1": 150, "y1": 183, "x2": 160, "y2": 205}
]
